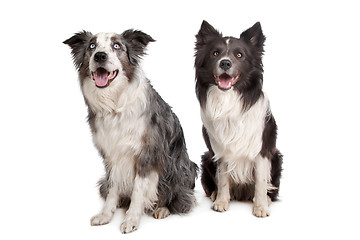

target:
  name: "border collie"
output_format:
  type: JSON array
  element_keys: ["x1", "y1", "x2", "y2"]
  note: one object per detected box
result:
[
  {"x1": 64, "y1": 29, "x2": 197, "y2": 233},
  {"x1": 194, "y1": 21, "x2": 282, "y2": 217}
]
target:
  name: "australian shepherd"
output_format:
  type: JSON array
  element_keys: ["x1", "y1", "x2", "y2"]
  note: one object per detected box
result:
[
  {"x1": 64, "y1": 29, "x2": 197, "y2": 233},
  {"x1": 194, "y1": 21, "x2": 283, "y2": 217}
]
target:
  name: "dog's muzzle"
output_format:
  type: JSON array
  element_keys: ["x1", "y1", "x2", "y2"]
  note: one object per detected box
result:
[{"x1": 92, "y1": 68, "x2": 119, "y2": 88}]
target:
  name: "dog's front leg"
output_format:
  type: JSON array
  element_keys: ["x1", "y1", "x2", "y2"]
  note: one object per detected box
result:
[
  {"x1": 120, "y1": 172, "x2": 159, "y2": 234},
  {"x1": 212, "y1": 160, "x2": 230, "y2": 212},
  {"x1": 253, "y1": 155, "x2": 271, "y2": 217},
  {"x1": 90, "y1": 186, "x2": 119, "y2": 226}
]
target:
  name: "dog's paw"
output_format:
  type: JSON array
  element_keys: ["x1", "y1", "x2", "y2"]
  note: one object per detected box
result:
[
  {"x1": 212, "y1": 199, "x2": 229, "y2": 212},
  {"x1": 153, "y1": 207, "x2": 170, "y2": 219},
  {"x1": 120, "y1": 216, "x2": 140, "y2": 234},
  {"x1": 90, "y1": 212, "x2": 113, "y2": 226},
  {"x1": 253, "y1": 205, "x2": 270, "y2": 218}
]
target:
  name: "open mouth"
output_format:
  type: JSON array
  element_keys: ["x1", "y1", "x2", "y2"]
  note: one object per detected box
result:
[
  {"x1": 214, "y1": 73, "x2": 239, "y2": 90},
  {"x1": 91, "y1": 68, "x2": 119, "y2": 88}
]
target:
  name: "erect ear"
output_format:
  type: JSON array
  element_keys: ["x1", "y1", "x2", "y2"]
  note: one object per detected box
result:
[
  {"x1": 63, "y1": 30, "x2": 93, "y2": 70},
  {"x1": 122, "y1": 29, "x2": 155, "y2": 65},
  {"x1": 240, "y1": 22, "x2": 265, "y2": 49},
  {"x1": 195, "y1": 20, "x2": 222, "y2": 48}
]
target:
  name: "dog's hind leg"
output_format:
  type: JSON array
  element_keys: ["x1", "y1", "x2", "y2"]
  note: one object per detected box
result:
[
  {"x1": 120, "y1": 172, "x2": 159, "y2": 234},
  {"x1": 267, "y1": 150, "x2": 283, "y2": 201},
  {"x1": 201, "y1": 126, "x2": 218, "y2": 199},
  {"x1": 201, "y1": 151, "x2": 217, "y2": 198},
  {"x1": 90, "y1": 186, "x2": 119, "y2": 226}
]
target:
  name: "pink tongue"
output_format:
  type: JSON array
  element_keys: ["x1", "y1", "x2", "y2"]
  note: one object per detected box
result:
[
  {"x1": 94, "y1": 69, "x2": 109, "y2": 87},
  {"x1": 218, "y1": 74, "x2": 233, "y2": 89},
  {"x1": 218, "y1": 79, "x2": 232, "y2": 89}
]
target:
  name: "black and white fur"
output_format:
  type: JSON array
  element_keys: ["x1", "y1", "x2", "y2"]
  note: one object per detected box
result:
[
  {"x1": 195, "y1": 21, "x2": 282, "y2": 217},
  {"x1": 64, "y1": 30, "x2": 197, "y2": 233}
]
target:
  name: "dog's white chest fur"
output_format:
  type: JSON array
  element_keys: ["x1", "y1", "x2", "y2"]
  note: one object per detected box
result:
[
  {"x1": 201, "y1": 86, "x2": 268, "y2": 183},
  {"x1": 87, "y1": 76, "x2": 148, "y2": 195},
  {"x1": 93, "y1": 111, "x2": 146, "y2": 194}
]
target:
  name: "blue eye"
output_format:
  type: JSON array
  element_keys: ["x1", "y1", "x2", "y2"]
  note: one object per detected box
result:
[
  {"x1": 89, "y1": 43, "x2": 96, "y2": 49},
  {"x1": 114, "y1": 43, "x2": 120, "y2": 49}
]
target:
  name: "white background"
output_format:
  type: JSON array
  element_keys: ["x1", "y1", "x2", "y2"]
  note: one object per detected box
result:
[{"x1": 1, "y1": 0, "x2": 359, "y2": 239}]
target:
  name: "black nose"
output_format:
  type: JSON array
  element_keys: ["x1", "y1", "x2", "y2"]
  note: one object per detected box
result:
[
  {"x1": 219, "y1": 59, "x2": 232, "y2": 71},
  {"x1": 94, "y1": 52, "x2": 107, "y2": 63}
]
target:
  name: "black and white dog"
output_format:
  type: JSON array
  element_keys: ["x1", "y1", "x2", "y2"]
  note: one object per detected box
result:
[
  {"x1": 195, "y1": 21, "x2": 282, "y2": 217},
  {"x1": 64, "y1": 30, "x2": 197, "y2": 233}
]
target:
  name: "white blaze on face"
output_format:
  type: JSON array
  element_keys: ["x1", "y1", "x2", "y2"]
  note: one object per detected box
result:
[
  {"x1": 226, "y1": 38, "x2": 230, "y2": 45},
  {"x1": 88, "y1": 33, "x2": 123, "y2": 88}
]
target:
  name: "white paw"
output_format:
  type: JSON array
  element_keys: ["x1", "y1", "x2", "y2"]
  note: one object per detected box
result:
[
  {"x1": 253, "y1": 205, "x2": 270, "y2": 218},
  {"x1": 153, "y1": 207, "x2": 170, "y2": 219},
  {"x1": 212, "y1": 199, "x2": 229, "y2": 212},
  {"x1": 90, "y1": 212, "x2": 113, "y2": 226},
  {"x1": 120, "y1": 216, "x2": 140, "y2": 234}
]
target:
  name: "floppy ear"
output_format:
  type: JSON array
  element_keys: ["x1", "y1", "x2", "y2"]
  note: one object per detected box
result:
[
  {"x1": 122, "y1": 29, "x2": 155, "y2": 65},
  {"x1": 240, "y1": 22, "x2": 265, "y2": 49},
  {"x1": 195, "y1": 20, "x2": 222, "y2": 48},
  {"x1": 63, "y1": 31, "x2": 93, "y2": 70}
]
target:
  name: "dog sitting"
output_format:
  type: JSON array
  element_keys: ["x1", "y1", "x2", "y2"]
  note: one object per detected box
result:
[
  {"x1": 194, "y1": 21, "x2": 283, "y2": 217},
  {"x1": 64, "y1": 29, "x2": 197, "y2": 233}
]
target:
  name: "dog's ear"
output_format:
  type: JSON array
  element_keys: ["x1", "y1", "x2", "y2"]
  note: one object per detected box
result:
[
  {"x1": 63, "y1": 31, "x2": 93, "y2": 70},
  {"x1": 195, "y1": 20, "x2": 222, "y2": 47},
  {"x1": 122, "y1": 29, "x2": 155, "y2": 65},
  {"x1": 240, "y1": 22, "x2": 265, "y2": 50}
]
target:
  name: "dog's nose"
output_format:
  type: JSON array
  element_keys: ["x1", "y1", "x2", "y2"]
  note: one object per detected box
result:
[
  {"x1": 94, "y1": 52, "x2": 108, "y2": 63},
  {"x1": 219, "y1": 59, "x2": 232, "y2": 71}
]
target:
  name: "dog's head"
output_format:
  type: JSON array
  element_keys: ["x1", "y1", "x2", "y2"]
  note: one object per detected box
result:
[
  {"x1": 64, "y1": 30, "x2": 154, "y2": 88},
  {"x1": 195, "y1": 21, "x2": 265, "y2": 91}
]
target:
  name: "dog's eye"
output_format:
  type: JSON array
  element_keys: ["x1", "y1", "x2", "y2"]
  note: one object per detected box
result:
[
  {"x1": 89, "y1": 43, "x2": 96, "y2": 49},
  {"x1": 113, "y1": 43, "x2": 121, "y2": 49},
  {"x1": 236, "y1": 52, "x2": 242, "y2": 58},
  {"x1": 213, "y1": 51, "x2": 219, "y2": 57}
]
